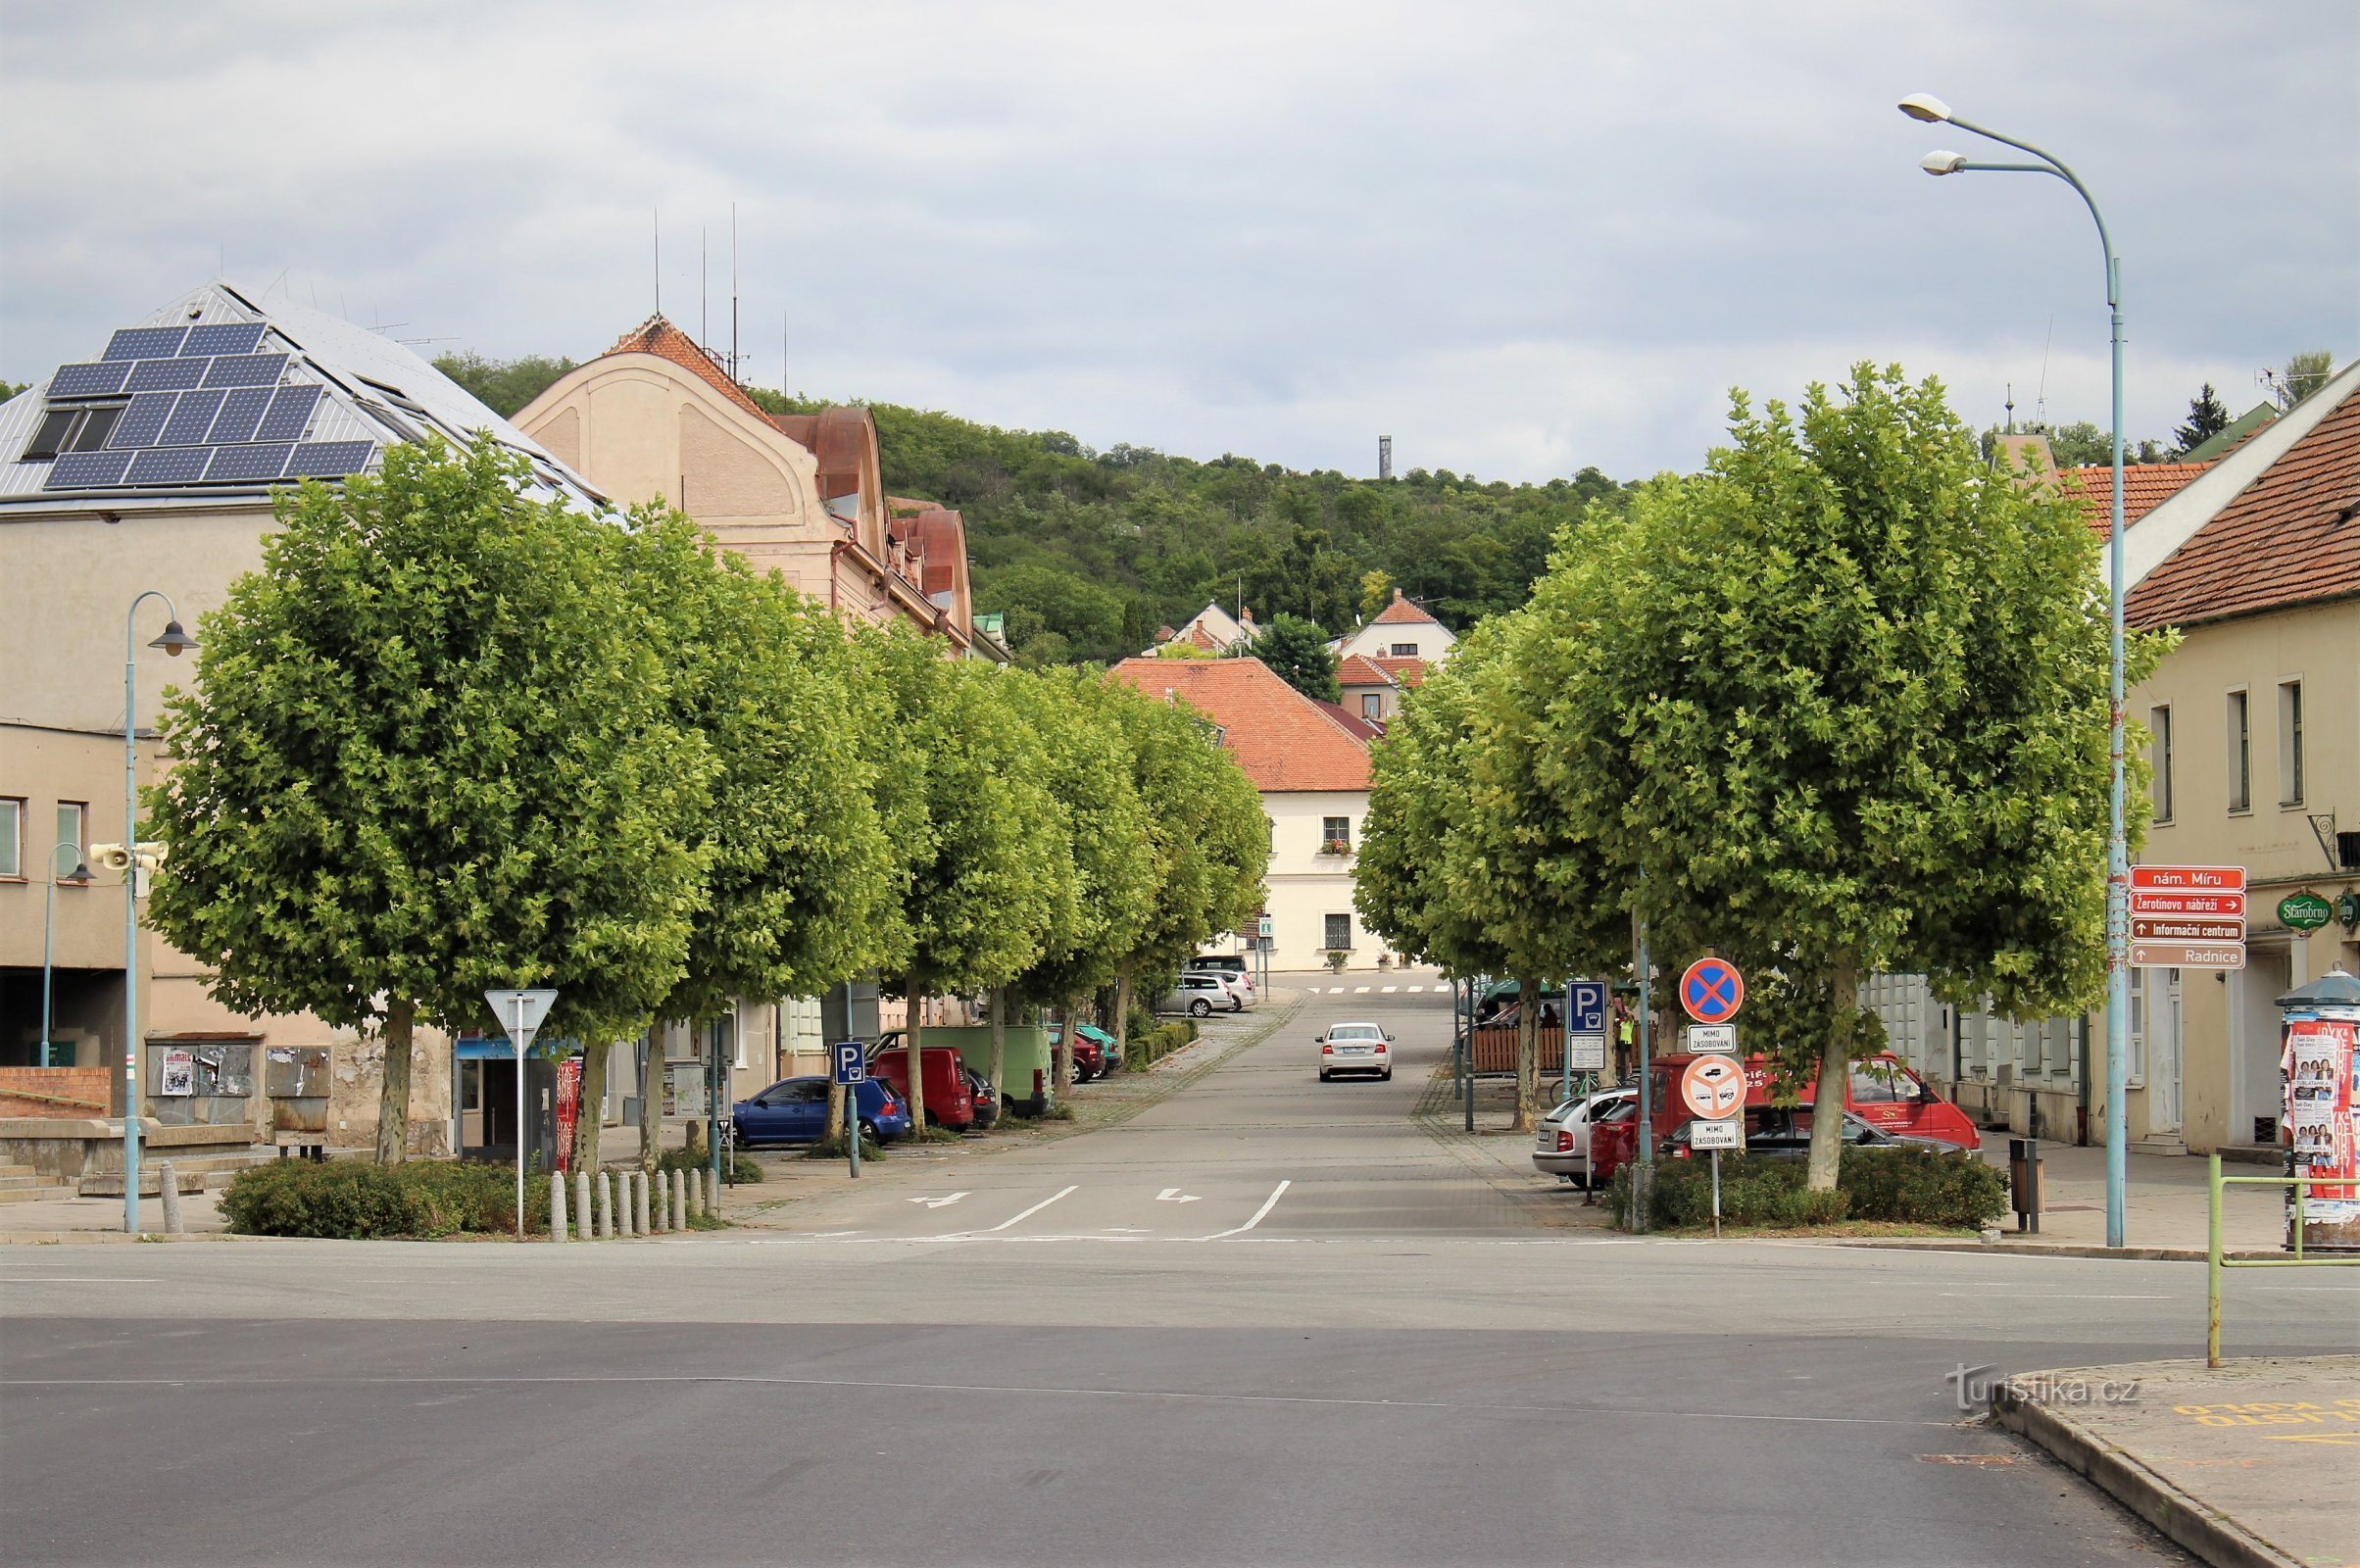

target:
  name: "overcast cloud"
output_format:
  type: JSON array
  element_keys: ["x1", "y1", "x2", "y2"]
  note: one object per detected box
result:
[{"x1": 2, "y1": 1, "x2": 2352, "y2": 481}]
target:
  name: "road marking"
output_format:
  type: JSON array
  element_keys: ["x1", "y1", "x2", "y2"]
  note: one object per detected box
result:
[
  {"x1": 1328, "y1": 987, "x2": 1346, "y2": 994},
  {"x1": 1407, "y1": 985, "x2": 1424, "y2": 992},
  {"x1": 966, "y1": 1185, "x2": 1078, "y2": 1235},
  {"x1": 1155, "y1": 1188, "x2": 1202, "y2": 1203},
  {"x1": 1381, "y1": 985, "x2": 1398, "y2": 993},
  {"x1": 0, "y1": 1277, "x2": 163, "y2": 1284},
  {"x1": 909, "y1": 1193, "x2": 969, "y2": 1209},
  {"x1": 1353, "y1": 985, "x2": 1370, "y2": 993},
  {"x1": 1938, "y1": 1293, "x2": 2168, "y2": 1300},
  {"x1": 1196, "y1": 1180, "x2": 1291, "y2": 1241}
]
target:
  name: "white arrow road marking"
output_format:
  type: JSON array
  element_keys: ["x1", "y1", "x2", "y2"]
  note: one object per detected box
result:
[
  {"x1": 909, "y1": 1192, "x2": 969, "y2": 1209},
  {"x1": 1195, "y1": 1180, "x2": 1291, "y2": 1241},
  {"x1": 1155, "y1": 1188, "x2": 1203, "y2": 1203},
  {"x1": 963, "y1": 1185, "x2": 1078, "y2": 1235}
]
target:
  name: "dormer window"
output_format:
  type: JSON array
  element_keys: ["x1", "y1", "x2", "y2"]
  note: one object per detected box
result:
[{"x1": 22, "y1": 404, "x2": 123, "y2": 461}]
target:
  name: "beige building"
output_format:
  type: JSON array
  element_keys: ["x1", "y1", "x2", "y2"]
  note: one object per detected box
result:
[{"x1": 1337, "y1": 588, "x2": 1457, "y2": 666}]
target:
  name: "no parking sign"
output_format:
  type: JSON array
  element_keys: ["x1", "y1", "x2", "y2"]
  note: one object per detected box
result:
[{"x1": 1680, "y1": 957, "x2": 1745, "y2": 1025}]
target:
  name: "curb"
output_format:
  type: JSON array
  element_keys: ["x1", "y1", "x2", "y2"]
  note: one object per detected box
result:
[
  {"x1": 1991, "y1": 1380, "x2": 2300, "y2": 1568},
  {"x1": 1822, "y1": 1237, "x2": 2285, "y2": 1263}
]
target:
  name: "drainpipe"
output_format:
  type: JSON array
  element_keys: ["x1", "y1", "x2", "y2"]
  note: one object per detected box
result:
[{"x1": 2075, "y1": 1012, "x2": 2092, "y2": 1146}]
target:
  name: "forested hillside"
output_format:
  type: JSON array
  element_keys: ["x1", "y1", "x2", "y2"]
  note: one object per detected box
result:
[{"x1": 438, "y1": 352, "x2": 1632, "y2": 665}]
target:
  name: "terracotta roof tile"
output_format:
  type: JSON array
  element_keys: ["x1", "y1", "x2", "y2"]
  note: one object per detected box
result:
[
  {"x1": 1315, "y1": 699, "x2": 1387, "y2": 741},
  {"x1": 1370, "y1": 588, "x2": 1443, "y2": 626},
  {"x1": 2128, "y1": 384, "x2": 2360, "y2": 628},
  {"x1": 1335, "y1": 654, "x2": 1394, "y2": 688},
  {"x1": 602, "y1": 314, "x2": 772, "y2": 422},
  {"x1": 1371, "y1": 655, "x2": 1428, "y2": 689},
  {"x1": 2058, "y1": 462, "x2": 2216, "y2": 539},
  {"x1": 1108, "y1": 658, "x2": 1371, "y2": 792}
]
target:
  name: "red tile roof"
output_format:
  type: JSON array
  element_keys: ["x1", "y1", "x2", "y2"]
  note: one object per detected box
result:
[
  {"x1": 2058, "y1": 462, "x2": 2216, "y2": 538},
  {"x1": 602, "y1": 314, "x2": 772, "y2": 422},
  {"x1": 1108, "y1": 658, "x2": 1372, "y2": 792},
  {"x1": 1370, "y1": 655, "x2": 1428, "y2": 690},
  {"x1": 1335, "y1": 654, "x2": 1394, "y2": 688},
  {"x1": 1370, "y1": 588, "x2": 1442, "y2": 626},
  {"x1": 1315, "y1": 700, "x2": 1387, "y2": 741},
  {"x1": 2129, "y1": 383, "x2": 2360, "y2": 629}
]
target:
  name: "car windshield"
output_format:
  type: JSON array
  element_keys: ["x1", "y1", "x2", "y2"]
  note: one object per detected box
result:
[{"x1": 1328, "y1": 1025, "x2": 1382, "y2": 1041}]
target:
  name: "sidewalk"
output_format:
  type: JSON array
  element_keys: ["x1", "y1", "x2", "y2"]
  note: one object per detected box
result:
[{"x1": 1993, "y1": 1356, "x2": 2360, "y2": 1568}]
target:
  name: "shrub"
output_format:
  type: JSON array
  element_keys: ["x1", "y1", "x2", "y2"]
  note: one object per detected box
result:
[
  {"x1": 657, "y1": 1147, "x2": 762, "y2": 1184},
  {"x1": 1606, "y1": 1146, "x2": 2002, "y2": 1232},
  {"x1": 220, "y1": 1158, "x2": 550, "y2": 1239},
  {"x1": 1837, "y1": 1145, "x2": 2006, "y2": 1228},
  {"x1": 1124, "y1": 1020, "x2": 1197, "y2": 1070}
]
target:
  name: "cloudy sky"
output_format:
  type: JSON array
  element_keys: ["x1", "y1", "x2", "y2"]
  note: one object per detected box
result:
[{"x1": 3, "y1": 2, "x2": 2352, "y2": 481}]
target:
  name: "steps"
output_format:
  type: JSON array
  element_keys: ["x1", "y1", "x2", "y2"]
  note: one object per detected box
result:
[
  {"x1": 76, "y1": 1148, "x2": 275, "y2": 1197},
  {"x1": 0, "y1": 1161, "x2": 76, "y2": 1204}
]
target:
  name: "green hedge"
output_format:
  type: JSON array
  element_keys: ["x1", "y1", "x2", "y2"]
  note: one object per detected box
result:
[
  {"x1": 220, "y1": 1158, "x2": 552, "y2": 1239},
  {"x1": 1124, "y1": 1020, "x2": 1196, "y2": 1070},
  {"x1": 658, "y1": 1147, "x2": 762, "y2": 1183},
  {"x1": 1608, "y1": 1147, "x2": 2005, "y2": 1232}
]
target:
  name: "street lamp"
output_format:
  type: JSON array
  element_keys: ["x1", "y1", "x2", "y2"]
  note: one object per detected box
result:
[
  {"x1": 41, "y1": 844, "x2": 93, "y2": 1067},
  {"x1": 1900, "y1": 92, "x2": 2133, "y2": 1249},
  {"x1": 121, "y1": 592, "x2": 196, "y2": 1234}
]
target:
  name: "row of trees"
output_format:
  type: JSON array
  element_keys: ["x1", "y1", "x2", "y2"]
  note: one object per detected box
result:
[
  {"x1": 1357, "y1": 365, "x2": 2155, "y2": 1188},
  {"x1": 145, "y1": 437, "x2": 1268, "y2": 1170}
]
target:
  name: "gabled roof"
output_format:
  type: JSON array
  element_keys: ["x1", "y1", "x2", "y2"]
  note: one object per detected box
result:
[
  {"x1": 1370, "y1": 587, "x2": 1442, "y2": 626},
  {"x1": 2128, "y1": 365, "x2": 2360, "y2": 629},
  {"x1": 1335, "y1": 654, "x2": 1395, "y2": 688},
  {"x1": 0, "y1": 281, "x2": 599, "y2": 511},
  {"x1": 2181, "y1": 403, "x2": 2279, "y2": 463},
  {"x1": 2058, "y1": 462, "x2": 2216, "y2": 538},
  {"x1": 1108, "y1": 657, "x2": 1371, "y2": 793},
  {"x1": 1370, "y1": 655, "x2": 1428, "y2": 689},
  {"x1": 603, "y1": 314, "x2": 773, "y2": 423},
  {"x1": 1315, "y1": 699, "x2": 1387, "y2": 741}
]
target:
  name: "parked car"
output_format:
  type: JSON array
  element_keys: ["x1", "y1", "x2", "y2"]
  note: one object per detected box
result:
[
  {"x1": 863, "y1": 1036, "x2": 978, "y2": 1130},
  {"x1": 1159, "y1": 973, "x2": 1238, "y2": 1017},
  {"x1": 1186, "y1": 956, "x2": 1254, "y2": 1002},
  {"x1": 1661, "y1": 1104, "x2": 1955, "y2": 1162},
  {"x1": 866, "y1": 1024, "x2": 1050, "y2": 1117},
  {"x1": 1194, "y1": 970, "x2": 1252, "y2": 1010},
  {"x1": 1532, "y1": 1088, "x2": 1635, "y2": 1187},
  {"x1": 733, "y1": 1075, "x2": 911, "y2": 1147},
  {"x1": 962, "y1": 1066, "x2": 1001, "y2": 1131},
  {"x1": 1318, "y1": 1021, "x2": 1392, "y2": 1081},
  {"x1": 1048, "y1": 1022, "x2": 1119, "y2": 1082}
]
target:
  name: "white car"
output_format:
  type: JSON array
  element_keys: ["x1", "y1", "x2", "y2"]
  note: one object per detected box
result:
[
  {"x1": 1185, "y1": 969, "x2": 1253, "y2": 1010},
  {"x1": 1318, "y1": 1021, "x2": 1392, "y2": 1082},
  {"x1": 1533, "y1": 1088, "x2": 1634, "y2": 1187}
]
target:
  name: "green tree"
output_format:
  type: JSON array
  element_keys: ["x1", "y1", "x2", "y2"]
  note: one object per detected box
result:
[
  {"x1": 2273, "y1": 349, "x2": 2335, "y2": 410},
  {"x1": 2173, "y1": 383, "x2": 2231, "y2": 456},
  {"x1": 1251, "y1": 613, "x2": 1342, "y2": 704},
  {"x1": 431, "y1": 352, "x2": 578, "y2": 419},
  {"x1": 0, "y1": 379, "x2": 28, "y2": 403},
  {"x1": 974, "y1": 563, "x2": 1129, "y2": 665},
  {"x1": 1528, "y1": 366, "x2": 2147, "y2": 1188},
  {"x1": 145, "y1": 438, "x2": 714, "y2": 1163}
]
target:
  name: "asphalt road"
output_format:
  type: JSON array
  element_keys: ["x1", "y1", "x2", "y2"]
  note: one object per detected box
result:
[{"x1": 6, "y1": 977, "x2": 2355, "y2": 1567}]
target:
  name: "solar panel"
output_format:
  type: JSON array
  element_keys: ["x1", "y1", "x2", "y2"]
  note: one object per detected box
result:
[
  {"x1": 202, "y1": 353, "x2": 289, "y2": 388},
  {"x1": 126, "y1": 357, "x2": 213, "y2": 393},
  {"x1": 254, "y1": 385, "x2": 322, "y2": 442},
  {"x1": 285, "y1": 440, "x2": 375, "y2": 478},
  {"x1": 203, "y1": 443, "x2": 295, "y2": 483},
  {"x1": 126, "y1": 447, "x2": 217, "y2": 485},
  {"x1": 159, "y1": 390, "x2": 228, "y2": 446},
  {"x1": 48, "y1": 362, "x2": 132, "y2": 398},
  {"x1": 45, "y1": 451, "x2": 134, "y2": 489},
  {"x1": 104, "y1": 327, "x2": 190, "y2": 362},
  {"x1": 180, "y1": 322, "x2": 267, "y2": 357},
  {"x1": 207, "y1": 387, "x2": 275, "y2": 444},
  {"x1": 107, "y1": 392, "x2": 179, "y2": 448}
]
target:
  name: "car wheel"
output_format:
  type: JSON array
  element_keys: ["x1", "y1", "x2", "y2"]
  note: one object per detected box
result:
[
  {"x1": 1190, "y1": 999, "x2": 1211, "y2": 1017},
  {"x1": 1381, "y1": 1068, "x2": 1393, "y2": 1081},
  {"x1": 1319, "y1": 1071, "x2": 1331, "y2": 1082},
  {"x1": 858, "y1": 1118, "x2": 877, "y2": 1141}
]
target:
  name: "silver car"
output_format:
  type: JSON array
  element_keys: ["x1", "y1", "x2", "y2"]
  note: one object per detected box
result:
[
  {"x1": 1158, "y1": 973, "x2": 1238, "y2": 1017},
  {"x1": 1534, "y1": 1089, "x2": 1633, "y2": 1187}
]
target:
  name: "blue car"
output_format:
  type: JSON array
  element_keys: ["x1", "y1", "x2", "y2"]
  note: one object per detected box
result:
[{"x1": 733, "y1": 1076, "x2": 911, "y2": 1147}]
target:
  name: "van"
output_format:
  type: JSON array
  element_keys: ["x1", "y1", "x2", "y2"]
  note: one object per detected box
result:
[
  {"x1": 863, "y1": 1038, "x2": 977, "y2": 1130},
  {"x1": 870, "y1": 1026, "x2": 1052, "y2": 1117}
]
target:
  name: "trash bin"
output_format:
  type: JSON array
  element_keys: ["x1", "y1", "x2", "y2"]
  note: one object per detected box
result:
[{"x1": 2008, "y1": 1137, "x2": 2042, "y2": 1235}]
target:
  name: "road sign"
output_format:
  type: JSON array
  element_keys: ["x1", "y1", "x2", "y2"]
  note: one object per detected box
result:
[
  {"x1": 2127, "y1": 864, "x2": 2246, "y2": 968},
  {"x1": 1679, "y1": 957, "x2": 1745, "y2": 1024},
  {"x1": 2130, "y1": 864, "x2": 2245, "y2": 891},
  {"x1": 484, "y1": 988, "x2": 561, "y2": 1241},
  {"x1": 1258, "y1": 915, "x2": 1274, "y2": 939},
  {"x1": 2131, "y1": 940, "x2": 2246, "y2": 970},
  {"x1": 2128, "y1": 891, "x2": 2244, "y2": 917},
  {"x1": 1566, "y1": 980, "x2": 1609, "y2": 1071},
  {"x1": 2279, "y1": 892, "x2": 2333, "y2": 933},
  {"x1": 832, "y1": 1042, "x2": 866, "y2": 1085},
  {"x1": 1684, "y1": 1023, "x2": 1737, "y2": 1054},
  {"x1": 1690, "y1": 1116, "x2": 1744, "y2": 1151},
  {"x1": 2131, "y1": 917, "x2": 2246, "y2": 942},
  {"x1": 1680, "y1": 1054, "x2": 1745, "y2": 1119}
]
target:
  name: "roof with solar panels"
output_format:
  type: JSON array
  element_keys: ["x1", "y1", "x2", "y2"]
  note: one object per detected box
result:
[{"x1": 0, "y1": 281, "x2": 602, "y2": 511}]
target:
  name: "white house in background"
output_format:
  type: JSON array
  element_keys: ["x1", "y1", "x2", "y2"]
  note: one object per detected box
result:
[
  {"x1": 1337, "y1": 589, "x2": 1456, "y2": 665},
  {"x1": 1108, "y1": 657, "x2": 1381, "y2": 971},
  {"x1": 1150, "y1": 600, "x2": 1256, "y2": 656}
]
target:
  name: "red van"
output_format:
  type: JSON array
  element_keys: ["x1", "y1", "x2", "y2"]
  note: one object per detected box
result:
[
  {"x1": 865, "y1": 1035, "x2": 976, "y2": 1130},
  {"x1": 1589, "y1": 1052, "x2": 1979, "y2": 1184}
]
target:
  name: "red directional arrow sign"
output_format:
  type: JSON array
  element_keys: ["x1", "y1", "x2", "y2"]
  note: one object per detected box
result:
[{"x1": 2127, "y1": 865, "x2": 2246, "y2": 969}]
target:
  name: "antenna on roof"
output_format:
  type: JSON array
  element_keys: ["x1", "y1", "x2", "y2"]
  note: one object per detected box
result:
[
  {"x1": 653, "y1": 209, "x2": 661, "y2": 315},
  {"x1": 729, "y1": 203, "x2": 741, "y2": 384},
  {"x1": 700, "y1": 225, "x2": 708, "y2": 352},
  {"x1": 2035, "y1": 314, "x2": 2053, "y2": 427},
  {"x1": 2004, "y1": 383, "x2": 2015, "y2": 435}
]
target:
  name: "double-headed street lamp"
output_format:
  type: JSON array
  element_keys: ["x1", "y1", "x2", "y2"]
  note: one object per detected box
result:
[
  {"x1": 1900, "y1": 92, "x2": 2132, "y2": 1250},
  {"x1": 121, "y1": 592, "x2": 197, "y2": 1234},
  {"x1": 41, "y1": 844, "x2": 94, "y2": 1067}
]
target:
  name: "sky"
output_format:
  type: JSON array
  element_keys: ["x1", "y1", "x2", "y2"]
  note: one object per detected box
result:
[{"x1": 2, "y1": 1, "x2": 2353, "y2": 483}]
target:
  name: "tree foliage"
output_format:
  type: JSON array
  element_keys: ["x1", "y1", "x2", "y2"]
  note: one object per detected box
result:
[
  {"x1": 432, "y1": 352, "x2": 580, "y2": 419},
  {"x1": 2173, "y1": 383, "x2": 2232, "y2": 456},
  {"x1": 1249, "y1": 612, "x2": 1342, "y2": 704},
  {"x1": 2273, "y1": 349, "x2": 2335, "y2": 410}
]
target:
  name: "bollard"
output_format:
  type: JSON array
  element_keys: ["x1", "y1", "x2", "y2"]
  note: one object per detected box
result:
[
  {"x1": 596, "y1": 1170, "x2": 614, "y2": 1239},
  {"x1": 671, "y1": 1170, "x2": 688, "y2": 1231},
  {"x1": 551, "y1": 1171, "x2": 568, "y2": 1242},
  {"x1": 573, "y1": 1169, "x2": 593, "y2": 1242},
  {"x1": 157, "y1": 1160, "x2": 183, "y2": 1236},
  {"x1": 650, "y1": 1169, "x2": 667, "y2": 1233},
  {"x1": 688, "y1": 1167, "x2": 704, "y2": 1218},
  {"x1": 633, "y1": 1169, "x2": 651, "y2": 1236},
  {"x1": 620, "y1": 1170, "x2": 639, "y2": 1238}
]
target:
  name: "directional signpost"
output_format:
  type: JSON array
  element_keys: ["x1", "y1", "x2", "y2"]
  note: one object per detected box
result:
[
  {"x1": 833, "y1": 1041, "x2": 866, "y2": 1178},
  {"x1": 483, "y1": 988, "x2": 559, "y2": 1239},
  {"x1": 2129, "y1": 866, "x2": 2246, "y2": 970},
  {"x1": 1675, "y1": 960, "x2": 1746, "y2": 1236}
]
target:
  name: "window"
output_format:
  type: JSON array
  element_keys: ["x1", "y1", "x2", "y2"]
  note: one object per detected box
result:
[
  {"x1": 0, "y1": 798, "x2": 21, "y2": 878},
  {"x1": 1323, "y1": 912, "x2": 1353, "y2": 951},
  {"x1": 2148, "y1": 705, "x2": 2173, "y2": 823},
  {"x1": 2226, "y1": 690, "x2": 2250, "y2": 812},
  {"x1": 1390, "y1": 642, "x2": 1417, "y2": 658},
  {"x1": 2278, "y1": 680, "x2": 2304, "y2": 807},
  {"x1": 55, "y1": 802, "x2": 87, "y2": 872},
  {"x1": 1361, "y1": 693, "x2": 1382, "y2": 720},
  {"x1": 1321, "y1": 815, "x2": 1352, "y2": 854},
  {"x1": 21, "y1": 404, "x2": 123, "y2": 461}
]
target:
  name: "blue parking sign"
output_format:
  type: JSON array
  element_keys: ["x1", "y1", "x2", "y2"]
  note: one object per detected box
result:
[
  {"x1": 832, "y1": 1042, "x2": 866, "y2": 1085},
  {"x1": 1569, "y1": 982, "x2": 1607, "y2": 1036}
]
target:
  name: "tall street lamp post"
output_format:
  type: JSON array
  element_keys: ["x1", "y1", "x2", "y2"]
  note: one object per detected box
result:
[
  {"x1": 1900, "y1": 92, "x2": 2131, "y2": 1249},
  {"x1": 121, "y1": 592, "x2": 197, "y2": 1234},
  {"x1": 42, "y1": 844, "x2": 94, "y2": 1066}
]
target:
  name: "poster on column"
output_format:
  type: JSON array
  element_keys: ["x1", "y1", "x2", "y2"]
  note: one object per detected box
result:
[
  {"x1": 2282, "y1": 1016, "x2": 2360, "y2": 1250},
  {"x1": 554, "y1": 1056, "x2": 583, "y2": 1173}
]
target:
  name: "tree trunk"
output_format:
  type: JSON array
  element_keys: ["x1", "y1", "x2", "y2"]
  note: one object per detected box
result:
[
  {"x1": 1113, "y1": 972, "x2": 1133, "y2": 1059},
  {"x1": 1805, "y1": 960, "x2": 1859, "y2": 1192},
  {"x1": 1051, "y1": 1000, "x2": 1070, "y2": 1099},
  {"x1": 374, "y1": 998, "x2": 416, "y2": 1165},
  {"x1": 905, "y1": 974, "x2": 927, "y2": 1129},
  {"x1": 571, "y1": 1040, "x2": 608, "y2": 1179},
  {"x1": 988, "y1": 986, "x2": 1007, "y2": 1096},
  {"x1": 1512, "y1": 975, "x2": 1540, "y2": 1133},
  {"x1": 639, "y1": 1027, "x2": 664, "y2": 1171}
]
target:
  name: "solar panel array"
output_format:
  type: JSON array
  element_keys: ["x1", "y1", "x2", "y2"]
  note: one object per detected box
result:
[{"x1": 42, "y1": 321, "x2": 373, "y2": 492}]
